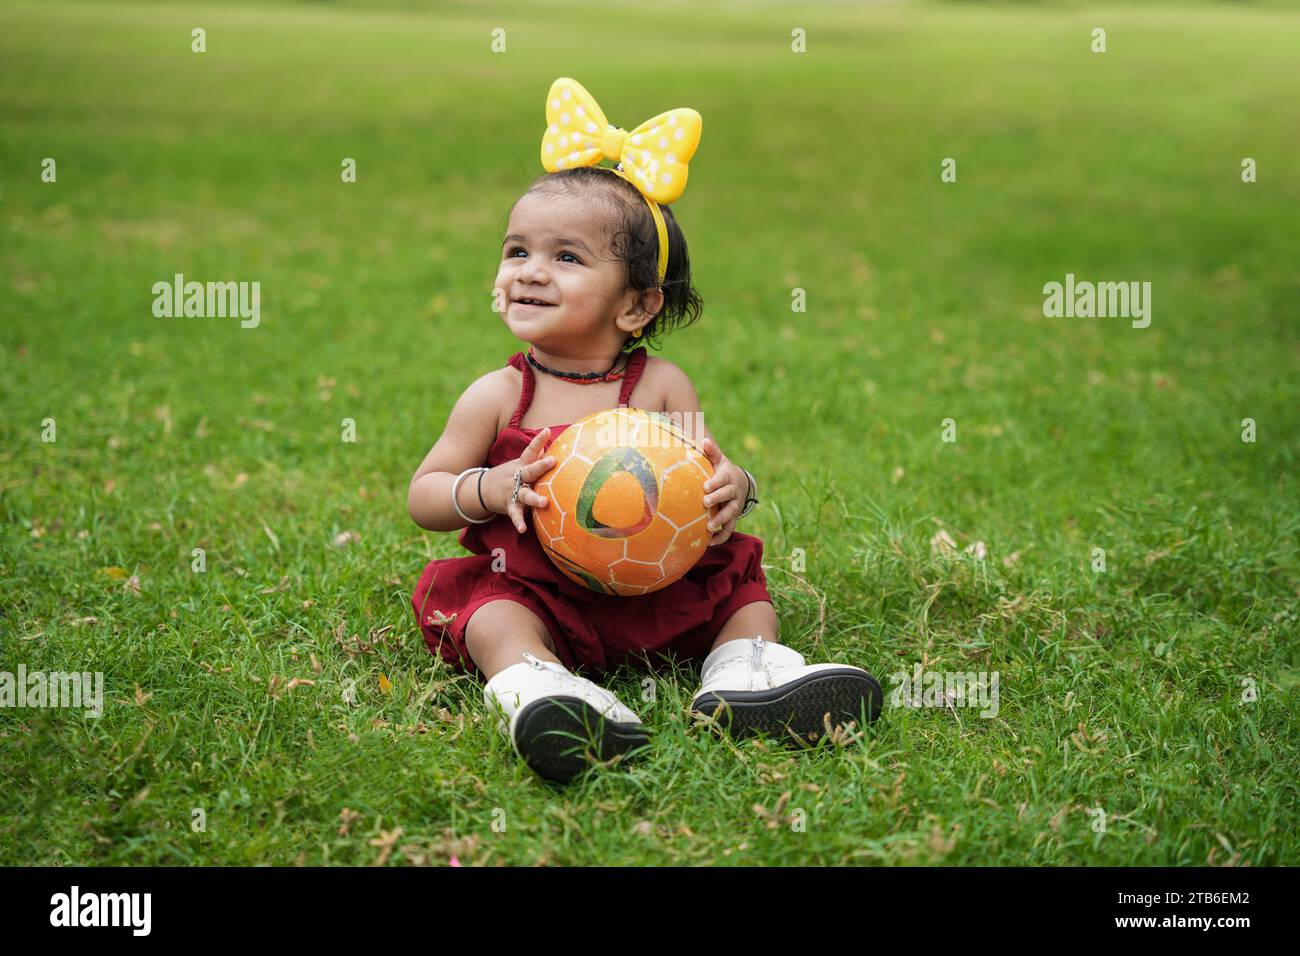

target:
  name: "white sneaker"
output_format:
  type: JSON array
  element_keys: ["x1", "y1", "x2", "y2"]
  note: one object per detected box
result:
[
  {"x1": 689, "y1": 635, "x2": 883, "y2": 746},
  {"x1": 483, "y1": 652, "x2": 651, "y2": 783}
]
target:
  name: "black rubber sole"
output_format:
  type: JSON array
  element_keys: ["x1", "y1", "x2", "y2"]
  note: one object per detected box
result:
[
  {"x1": 691, "y1": 669, "x2": 884, "y2": 746},
  {"x1": 512, "y1": 696, "x2": 651, "y2": 784}
]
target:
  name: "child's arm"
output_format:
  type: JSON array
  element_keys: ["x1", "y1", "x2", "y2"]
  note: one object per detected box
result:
[
  {"x1": 408, "y1": 373, "x2": 555, "y2": 533},
  {"x1": 660, "y1": 364, "x2": 756, "y2": 546}
]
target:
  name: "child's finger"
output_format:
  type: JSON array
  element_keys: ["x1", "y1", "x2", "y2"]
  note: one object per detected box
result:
[
  {"x1": 707, "y1": 503, "x2": 737, "y2": 533},
  {"x1": 702, "y1": 484, "x2": 735, "y2": 508},
  {"x1": 700, "y1": 437, "x2": 722, "y2": 466},
  {"x1": 524, "y1": 456, "x2": 556, "y2": 478},
  {"x1": 523, "y1": 443, "x2": 552, "y2": 467},
  {"x1": 518, "y1": 433, "x2": 541, "y2": 463}
]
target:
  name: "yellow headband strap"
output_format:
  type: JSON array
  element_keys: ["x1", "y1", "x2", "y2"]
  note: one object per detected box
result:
[
  {"x1": 646, "y1": 194, "x2": 669, "y2": 286},
  {"x1": 619, "y1": 170, "x2": 669, "y2": 286}
]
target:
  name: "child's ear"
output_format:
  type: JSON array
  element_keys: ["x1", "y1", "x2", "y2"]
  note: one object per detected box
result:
[
  {"x1": 617, "y1": 288, "x2": 664, "y2": 336},
  {"x1": 638, "y1": 287, "x2": 665, "y2": 320}
]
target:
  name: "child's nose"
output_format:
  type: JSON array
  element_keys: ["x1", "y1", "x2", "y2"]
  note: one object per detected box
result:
[{"x1": 519, "y1": 263, "x2": 550, "y2": 284}]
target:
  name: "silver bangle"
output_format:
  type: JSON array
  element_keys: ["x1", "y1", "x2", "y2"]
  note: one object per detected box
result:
[
  {"x1": 452, "y1": 467, "x2": 493, "y2": 524},
  {"x1": 738, "y1": 467, "x2": 759, "y2": 519}
]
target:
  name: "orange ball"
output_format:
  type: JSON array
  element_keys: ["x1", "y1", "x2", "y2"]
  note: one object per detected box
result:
[{"x1": 532, "y1": 407, "x2": 714, "y2": 596}]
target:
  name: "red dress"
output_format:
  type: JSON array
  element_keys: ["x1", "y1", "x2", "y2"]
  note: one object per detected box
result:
[{"x1": 411, "y1": 346, "x2": 773, "y2": 680}]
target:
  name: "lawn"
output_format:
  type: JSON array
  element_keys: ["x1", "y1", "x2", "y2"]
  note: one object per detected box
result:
[{"x1": 1, "y1": 0, "x2": 1297, "y2": 865}]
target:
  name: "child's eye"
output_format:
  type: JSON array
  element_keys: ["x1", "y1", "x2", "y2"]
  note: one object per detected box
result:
[{"x1": 503, "y1": 246, "x2": 581, "y2": 264}]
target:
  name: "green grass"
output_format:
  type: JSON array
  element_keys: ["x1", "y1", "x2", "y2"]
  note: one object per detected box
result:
[{"x1": 1, "y1": 0, "x2": 1297, "y2": 865}]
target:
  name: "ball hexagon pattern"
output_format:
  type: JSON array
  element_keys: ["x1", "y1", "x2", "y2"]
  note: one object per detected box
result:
[{"x1": 532, "y1": 407, "x2": 714, "y2": 595}]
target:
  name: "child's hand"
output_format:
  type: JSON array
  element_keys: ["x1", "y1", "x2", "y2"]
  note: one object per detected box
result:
[
  {"x1": 490, "y1": 427, "x2": 556, "y2": 533},
  {"x1": 699, "y1": 436, "x2": 747, "y2": 547}
]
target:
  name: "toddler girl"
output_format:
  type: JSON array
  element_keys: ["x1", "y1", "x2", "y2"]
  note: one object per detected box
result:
[{"x1": 408, "y1": 78, "x2": 882, "y2": 784}]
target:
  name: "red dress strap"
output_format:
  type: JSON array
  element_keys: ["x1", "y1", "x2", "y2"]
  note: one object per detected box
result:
[
  {"x1": 618, "y1": 346, "x2": 648, "y2": 406},
  {"x1": 506, "y1": 351, "x2": 535, "y2": 429}
]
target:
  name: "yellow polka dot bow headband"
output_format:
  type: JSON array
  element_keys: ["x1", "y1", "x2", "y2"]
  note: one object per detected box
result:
[{"x1": 540, "y1": 77, "x2": 702, "y2": 285}]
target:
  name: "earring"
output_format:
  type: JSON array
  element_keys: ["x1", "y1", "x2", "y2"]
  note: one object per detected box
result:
[{"x1": 633, "y1": 327, "x2": 642, "y2": 338}]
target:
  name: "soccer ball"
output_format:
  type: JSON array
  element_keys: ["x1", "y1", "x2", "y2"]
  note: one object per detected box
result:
[{"x1": 532, "y1": 407, "x2": 714, "y2": 596}]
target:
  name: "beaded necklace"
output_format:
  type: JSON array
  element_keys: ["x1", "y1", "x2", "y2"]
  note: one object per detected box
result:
[{"x1": 525, "y1": 347, "x2": 629, "y2": 384}]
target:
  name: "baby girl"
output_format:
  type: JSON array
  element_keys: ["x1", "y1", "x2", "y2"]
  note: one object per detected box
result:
[{"x1": 408, "y1": 78, "x2": 882, "y2": 784}]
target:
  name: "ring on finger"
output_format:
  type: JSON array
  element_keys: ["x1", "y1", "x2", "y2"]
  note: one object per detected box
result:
[{"x1": 511, "y1": 468, "x2": 524, "y2": 506}]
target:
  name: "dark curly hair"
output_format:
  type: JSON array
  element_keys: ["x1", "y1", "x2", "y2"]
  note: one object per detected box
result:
[{"x1": 518, "y1": 165, "x2": 703, "y2": 351}]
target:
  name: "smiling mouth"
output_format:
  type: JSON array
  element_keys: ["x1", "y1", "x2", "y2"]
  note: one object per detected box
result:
[{"x1": 513, "y1": 298, "x2": 555, "y2": 307}]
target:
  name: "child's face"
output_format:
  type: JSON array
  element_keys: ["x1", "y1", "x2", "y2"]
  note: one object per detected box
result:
[{"x1": 496, "y1": 189, "x2": 641, "y2": 351}]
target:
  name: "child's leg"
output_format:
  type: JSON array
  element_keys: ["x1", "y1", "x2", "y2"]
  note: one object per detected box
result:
[
  {"x1": 707, "y1": 600, "x2": 777, "y2": 652},
  {"x1": 464, "y1": 599, "x2": 561, "y2": 681}
]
